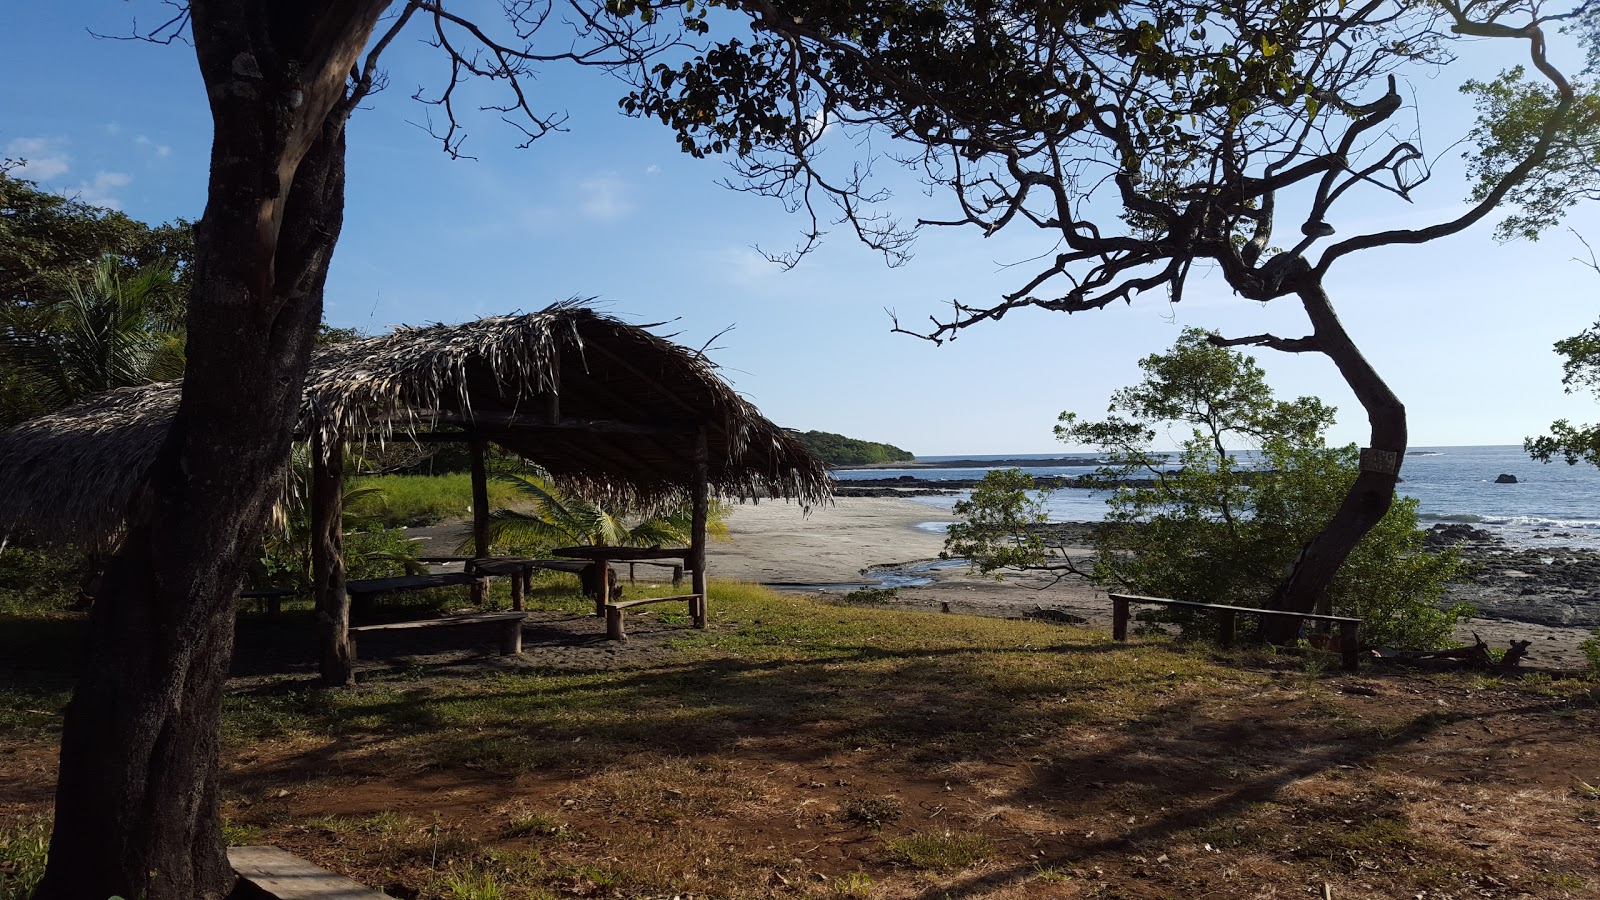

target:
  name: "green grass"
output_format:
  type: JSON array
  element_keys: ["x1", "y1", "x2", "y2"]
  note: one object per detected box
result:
[
  {"x1": 346, "y1": 474, "x2": 527, "y2": 529},
  {"x1": 888, "y1": 830, "x2": 994, "y2": 870},
  {"x1": 0, "y1": 815, "x2": 50, "y2": 900}
]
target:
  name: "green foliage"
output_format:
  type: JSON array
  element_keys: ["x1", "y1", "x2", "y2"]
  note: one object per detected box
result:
[
  {"x1": 0, "y1": 166, "x2": 192, "y2": 307},
  {"x1": 0, "y1": 256, "x2": 185, "y2": 425},
  {"x1": 1066, "y1": 332, "x2": 1467, "y2": 649},
  {"x1": 955, "y1": 330, "x2": 1466, "y2": 649},
  {"x1": 1, "y1": 167, "x2": 193, "y2": 426},
  {"x1": 1461, "y1": 66, "x2": 1600, "y2": 242},
  {"x1": 1580, "y1": 629, "x2": 1600, "y2": 676},
  {"x1": 0, "y1": 814, "x2": 49, "y2": 900},
  {"x1": 1527, "y1": 321, "x2": 1600, "y2": 468},
  {"x1": 795, "y1": 430, "x2": 914, "y2": 466},
  {"x1": 0, "y1": 543, "x2": 88, "y2": 616},
  {"x1": 481, "y1": 471, "x2": 728, "y2": 556},
  {"x1": 250, "y1": 447, "x2": 426, "y2": 592},
  {"x1": 942, "y1": 469, "x2": 1051, "y2": 576}
]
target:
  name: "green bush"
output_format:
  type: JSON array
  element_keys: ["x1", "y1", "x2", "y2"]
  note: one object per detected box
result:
[
  {"x1": 1580, "y1": 629, "x2": 1600, "y2": 676},
  {"x1": 951, "y1": 330, "x2": 1468, "y2": 650},
  {"x1": 0, "y1": 544, "x2": 90, "y2": 616}
]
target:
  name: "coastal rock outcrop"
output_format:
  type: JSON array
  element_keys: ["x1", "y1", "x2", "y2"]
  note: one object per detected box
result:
[{"x1": 1495, "y1": 473, "x2": 1518, "y2": 484}]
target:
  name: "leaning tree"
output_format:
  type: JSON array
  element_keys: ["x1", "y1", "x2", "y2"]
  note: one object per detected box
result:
[{"x1": 622, "y1": 0, "x2": 1595, "y2": 635}]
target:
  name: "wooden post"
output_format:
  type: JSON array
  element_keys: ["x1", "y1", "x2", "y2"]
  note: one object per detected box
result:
[
  {"x1": 1111, "y1": 595, "x2": 1129, "y2": 641},
  {"x1": 311, "y1": 433, "x2": 354, "y2": 687},
  {"x1": 469, "y1": 435, "x2": 491, "y2": 605},
  {"x1": 510, "y1": 565, "x2": 525, "y2": 612},
  {"x1": 1218, "y1": 608, "x2": 1237, "y2": 649},
  {"x1": 690, "y1": 430, "x2": 709, "y2": 628},
  {"x1": 1340, "y1": 621, "x2": 1360, "y2": 672},
  {"x1": 501, "y1": 618, "x2": 524, "y2": 655}
]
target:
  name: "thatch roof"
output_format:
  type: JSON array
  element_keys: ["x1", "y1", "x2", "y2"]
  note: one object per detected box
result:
[{"x1": 0, "y1": 302, "x2": 830, "y2": 546}]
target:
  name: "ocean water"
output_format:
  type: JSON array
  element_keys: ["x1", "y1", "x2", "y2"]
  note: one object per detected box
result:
[{"x1": 832, "y1": 446, "x2": 1600, "y2": 549}]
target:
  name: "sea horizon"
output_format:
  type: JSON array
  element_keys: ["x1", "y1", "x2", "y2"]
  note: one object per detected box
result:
[{"x1": 833, "y1": 445, "x2": 1600, "y2": 550}]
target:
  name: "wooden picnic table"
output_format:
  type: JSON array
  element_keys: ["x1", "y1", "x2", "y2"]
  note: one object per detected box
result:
[
  {"x1": 553, "y1": 544, "x2": 704, "y2": 627},
  {"x1": 551, "y1": 545, "x2": 696, "y2": 619},
  {"x1": 1109, "y1": 593, "x2": 1362, "y2": 672}
]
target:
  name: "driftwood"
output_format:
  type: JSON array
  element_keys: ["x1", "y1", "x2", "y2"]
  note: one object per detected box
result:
[
  {"x1": 1374, "y1": 633, "x2": 1532, "y2": 670},
  {"x1": 1025, "y1": 606, "x2": 1089, "y2": 625}
]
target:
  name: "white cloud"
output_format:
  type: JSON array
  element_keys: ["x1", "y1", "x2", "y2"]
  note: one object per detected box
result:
[
  {"x1": 5, "y1": 137, "x2": 70, "y2": 181},
  {"x1": 135, "y1": 135, "x2": 173, "y2": 158},
  {"x1": 74, "y1": 171, "x2": 133, "y2": 209},
  {"x1": 708, "y1": 245, "x2": 781, "y2": 286},
  {"x1": 645, "y1": 164, "x2": 660, "y2": 175},
  {"x1": 578, "y1": 173, "x2": 632, "y2": 222}
]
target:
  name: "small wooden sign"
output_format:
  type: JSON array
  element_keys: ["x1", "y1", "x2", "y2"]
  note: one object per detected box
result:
[{"x1": 1359, "y1": 447, "x2": 1399, "y2": 475}]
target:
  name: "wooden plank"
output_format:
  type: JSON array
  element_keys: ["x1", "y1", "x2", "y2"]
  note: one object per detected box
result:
[
  {"x1": 346, "y1": 572, "x2": 479, "y2": 594},
  {"x1": 229, "y1": 845, "x2": 386, "y2": 899},
  {"x1": 1113, "y1": 592, "x2": 1363, "y2": 621},
  {"x1": 350, "y1": 612, "x2": 526, "y2": 634},
  {"x1": 609, "y1": 594, "x2": 701, "y2": 611}
]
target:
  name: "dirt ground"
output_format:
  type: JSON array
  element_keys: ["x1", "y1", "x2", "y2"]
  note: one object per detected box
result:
[{"x1": 5, "y1": 498, "x2": 1599, "y2": 899}]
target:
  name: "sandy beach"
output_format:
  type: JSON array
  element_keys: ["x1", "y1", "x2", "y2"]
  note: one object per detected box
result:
[{"x1": 711, "y1": 495, "x2": 1598, "y2": 671}]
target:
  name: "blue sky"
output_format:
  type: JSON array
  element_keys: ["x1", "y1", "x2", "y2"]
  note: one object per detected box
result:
[{"x1": 7, "y1": 3, "x2": 1600, "y2": 456}]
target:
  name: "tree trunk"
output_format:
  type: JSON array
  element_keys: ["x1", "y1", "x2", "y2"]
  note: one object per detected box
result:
[
  {"x1": 37, "y1": 5, "x2": 387, "y2": 897},
  {"x1": 314, "y1": 433, "x2": 353, "y2": 687},
  {"x1": 1261, "y1": 281, "x2": 1407, "y2": 643}
]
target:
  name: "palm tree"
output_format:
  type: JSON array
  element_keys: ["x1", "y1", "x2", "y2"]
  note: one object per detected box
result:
[
  {"x1": 0, "y1": 256, "x2": 183, "y2": 424},
  {"x1": 472, "y1": 470, "x2": 727, "y2": 554}
]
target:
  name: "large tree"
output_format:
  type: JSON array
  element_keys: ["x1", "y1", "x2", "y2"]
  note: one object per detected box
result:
[
  {"x1": 623, "y1": 0, "x2": 1595, "y2": 636},
  {"x1": 33, "y1": 4, "x2": 659, "y2": 898}
]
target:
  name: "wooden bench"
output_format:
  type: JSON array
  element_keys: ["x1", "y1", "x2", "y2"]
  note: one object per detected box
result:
[
  {"x1": 239, "y1": 587, "x2": 298, "y2": 617},
  {"x1": 604, "y1": 594, "x2": 703, "y2": 641},
  {"x1": 1109, "y1": 593, "x2": 1362, "y2": 672},
  {"x1": 346, "y1": 571, "x2": 480, "y2": 616},
  {"x1": 348, "y1": 611, "x2": 527, "y2": 660},
  {"x1": 229, "y1": 845, "x2": 385, "y2": 899}
]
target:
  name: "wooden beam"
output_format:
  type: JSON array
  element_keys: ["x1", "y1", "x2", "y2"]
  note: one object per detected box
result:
[
  {"x1": 690, "y1": 428, "x2": 709, "y2": 628},
  {"x1": 311, "y1": 433, "x2": 354, "y2": 687},
  {"x1": 229, "y1": 846, "x2": 387, "y2": 899},
  {"x1": 470, "y1": 436, "x2": 491, "y2": 605}
]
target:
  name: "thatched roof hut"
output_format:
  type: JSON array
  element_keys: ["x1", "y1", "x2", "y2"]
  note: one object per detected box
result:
[{"x1": 0, "y1": 301, "x2": 830, "y2": 548}]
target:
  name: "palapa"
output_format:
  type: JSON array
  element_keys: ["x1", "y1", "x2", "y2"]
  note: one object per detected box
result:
[{"x1": 0, "y1": 301, "x2": 831, "y2": 548}]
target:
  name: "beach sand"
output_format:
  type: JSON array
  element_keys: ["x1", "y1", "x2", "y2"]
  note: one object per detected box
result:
[{"x1": 712, "y1": 495, "x2": 1597, "y2": 671}]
